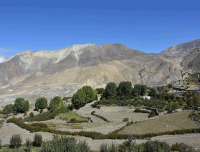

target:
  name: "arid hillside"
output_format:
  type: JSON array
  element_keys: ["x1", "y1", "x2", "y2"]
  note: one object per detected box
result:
[{"x1": 0, "y1": 40, "x2": 200, "y2": 106}]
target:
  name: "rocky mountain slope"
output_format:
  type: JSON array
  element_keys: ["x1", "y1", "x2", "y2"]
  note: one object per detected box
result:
[
  {"x1": 181, "y1": 47, "x2": 200, "y2": 73},
  {"x1": 0, "y1": 40, "x2": 200, "y2": 106}
]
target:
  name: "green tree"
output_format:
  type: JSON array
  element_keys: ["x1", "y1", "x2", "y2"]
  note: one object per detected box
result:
[
  {"x1": 21, "y1": 100, "x2": 30, "y2": 113},
  {"x1": 117, "y1": 81, "x2": 132, "y2": 96},
  {"x1": 104, "y1": 82, "x2": 117, "y2": 99},
  {"x1": 82, "y1": 86, "x2": 94, "y2": 103},
  {"x1": 49, "y1": 96, "x2": 64, "y2": 112},
  {"x1": 72, "y1": 89, "x2": 86, "y2": 109},
  {"x1": 95, "y1": 88, "x2": 105, "y2": 94},
  {"x1": 133, "y1": 84, "x2": 147, "y2": 97},
  {"x1": 14, "y1": 98, "x2": 25, "y2": 113},
  {"x1": 35, "y1": 97, "x2": 48, "y2": 110},
  {"x1": 3, "y1": 104, "x2": 14, "y2": 114},
  {"x1": 148, "y1": 87, "x2": 157, "y2": 97}
]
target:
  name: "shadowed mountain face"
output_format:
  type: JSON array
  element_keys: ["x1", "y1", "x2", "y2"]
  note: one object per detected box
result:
[
  {"x1": 181, "y1": 47, "x2": 200, "y2": 73},
  {"x1": 0, "y1": 41, "x2": 200, "y2": 106}
]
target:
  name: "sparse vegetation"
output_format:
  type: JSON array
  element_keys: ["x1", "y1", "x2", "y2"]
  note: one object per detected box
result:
[
  {"x1": 10, "y1": 134, "x2": 22, "y2": 149},
  {"x1": 40, "y1": 135, "x2": 90, "y2": 152},
  {"x1": 143, "y1": 140, "x2": 171, "y2": 152},
  {"x1": 171, "y1": 142, "x2": 195, "y2": 152},
  {"x1": 26, "y1": 138, "x2": 32, "y2": 152},
  {"x1": 33, "y1": 133, "x2": 42, "y2": 147},
  {"x1": 100, "y1": 142, "x2": 118, "y2": 152}
]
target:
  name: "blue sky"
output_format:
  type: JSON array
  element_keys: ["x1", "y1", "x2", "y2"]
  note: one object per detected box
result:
[{"x1": 0, "y1": 0, "x2": 200, "y2": 58}]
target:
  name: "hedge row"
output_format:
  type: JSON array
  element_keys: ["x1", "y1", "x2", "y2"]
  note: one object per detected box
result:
[
  {"x1": 91, "y1": 113, "x2": 111, "y2": 122},
  {"x1": 7, "y1": 118, "x2": 200, "y2": 140}
]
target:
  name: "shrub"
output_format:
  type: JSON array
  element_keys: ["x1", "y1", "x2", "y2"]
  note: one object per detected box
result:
[
  {"x1": 100, "y1": 143, "x2": 118, "y2": 152},
  {"x1": 171, "y1": 142, "x2": 195, "y2": 152},
  {"x1": 91, "y1": 111, "x2": 96, "y2": 115},
  {"x1": 70, "y1": 118, "x2": 76, "y2": 122},
  {"x1": 30, "y1": 112, "x2": 34, "y2": 119},
  {"x1": 40, "y1": 109, "x2": 43, "y2": 113},
  {"x1": 41, "y1": 135, "x2": 90, "y2": 152},
  {"x1": 148, "y1": 111, "x2": 156, "y2": 118},
  {"x1": 144, "y1": 140, "x2": 171, "y2": 152},
  {"x1": 78, "y1": 140, "x2": 91, "y2": 152},
  {"x1": 134, "y1": 108, "x2": 150, "y2": 113},
  {"x1": 29, "y1": 123, "x2": 48, "y2": 128},
  {"x1": 123, "y1": 118, "x2": 129, "y2": 122},
  {"x1": 10, "y1": 134, "x2": 22, "y2": 149},
  {"x1": 33, "y1": 133, "x2": 42, "y2": 147},
  {"x1": 26, "y1": 138, "x2": 32, "y2": 152}
]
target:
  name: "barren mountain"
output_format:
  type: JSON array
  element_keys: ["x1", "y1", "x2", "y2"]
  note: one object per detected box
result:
[
  {"x1": 181, "y1": 47, "x2": 200, "y2": 73},
  {"x1": 160, "y1": 39, "x2": 200, "y2": 62},
  {"x1": 0, "y1": 40, "x2": 200, "y2": 106}
]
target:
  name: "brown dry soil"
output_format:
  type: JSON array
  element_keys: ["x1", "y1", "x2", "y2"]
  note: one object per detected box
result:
[{"x1": 118, "y1": 110, "x2": 200, "y2": 135}]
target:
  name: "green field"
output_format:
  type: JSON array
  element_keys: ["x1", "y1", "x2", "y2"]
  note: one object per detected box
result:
[{"x1": 57, "y1": 111, "x2": 88, "y2": 121}]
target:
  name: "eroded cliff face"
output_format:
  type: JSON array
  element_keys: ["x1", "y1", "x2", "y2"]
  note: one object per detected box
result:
[{"x1": 0, "y1": 40, "x2": 200, "y2": 106}]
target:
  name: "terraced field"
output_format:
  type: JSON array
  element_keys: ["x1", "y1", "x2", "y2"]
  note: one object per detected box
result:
[
  {"x1": 118, "y1": 110, "x2": 200, "y2": 135},
  {"x1": 96, "y1": 111, "x2": 149, "y2": 122}
]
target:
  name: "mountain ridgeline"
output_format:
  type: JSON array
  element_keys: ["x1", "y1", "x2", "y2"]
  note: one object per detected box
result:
[{"x1": 0, "y1": 40, "x2": 200, "y2": 106}]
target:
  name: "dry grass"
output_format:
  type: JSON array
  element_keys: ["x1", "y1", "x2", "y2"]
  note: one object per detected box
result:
[
  {"x1": 118, "y1": 110, "x2": 200, "y2": 135},
  {"x1": 96, "y1": 112, "x2": 149, "y2": 122}
]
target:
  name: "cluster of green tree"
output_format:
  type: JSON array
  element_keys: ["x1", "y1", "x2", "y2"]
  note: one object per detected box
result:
[
  {"x1": 72, "y1": 86, "x2": 95, "y2": 109},
  {"x1": 92, "y1": 97, "x2": 168, "y2": 112},
  {"x1": 2, "y1": 98, "x2": 30, "y2": 114},
  {"x1": 103, "y1": 81, "x2": 147, "y2": 99},
  {"x1": 182, "y1": 91, "x2": 200, "y2": 110},
  {"x1": 148, "y1": 85, "x2": 200, "y2": 111}
]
